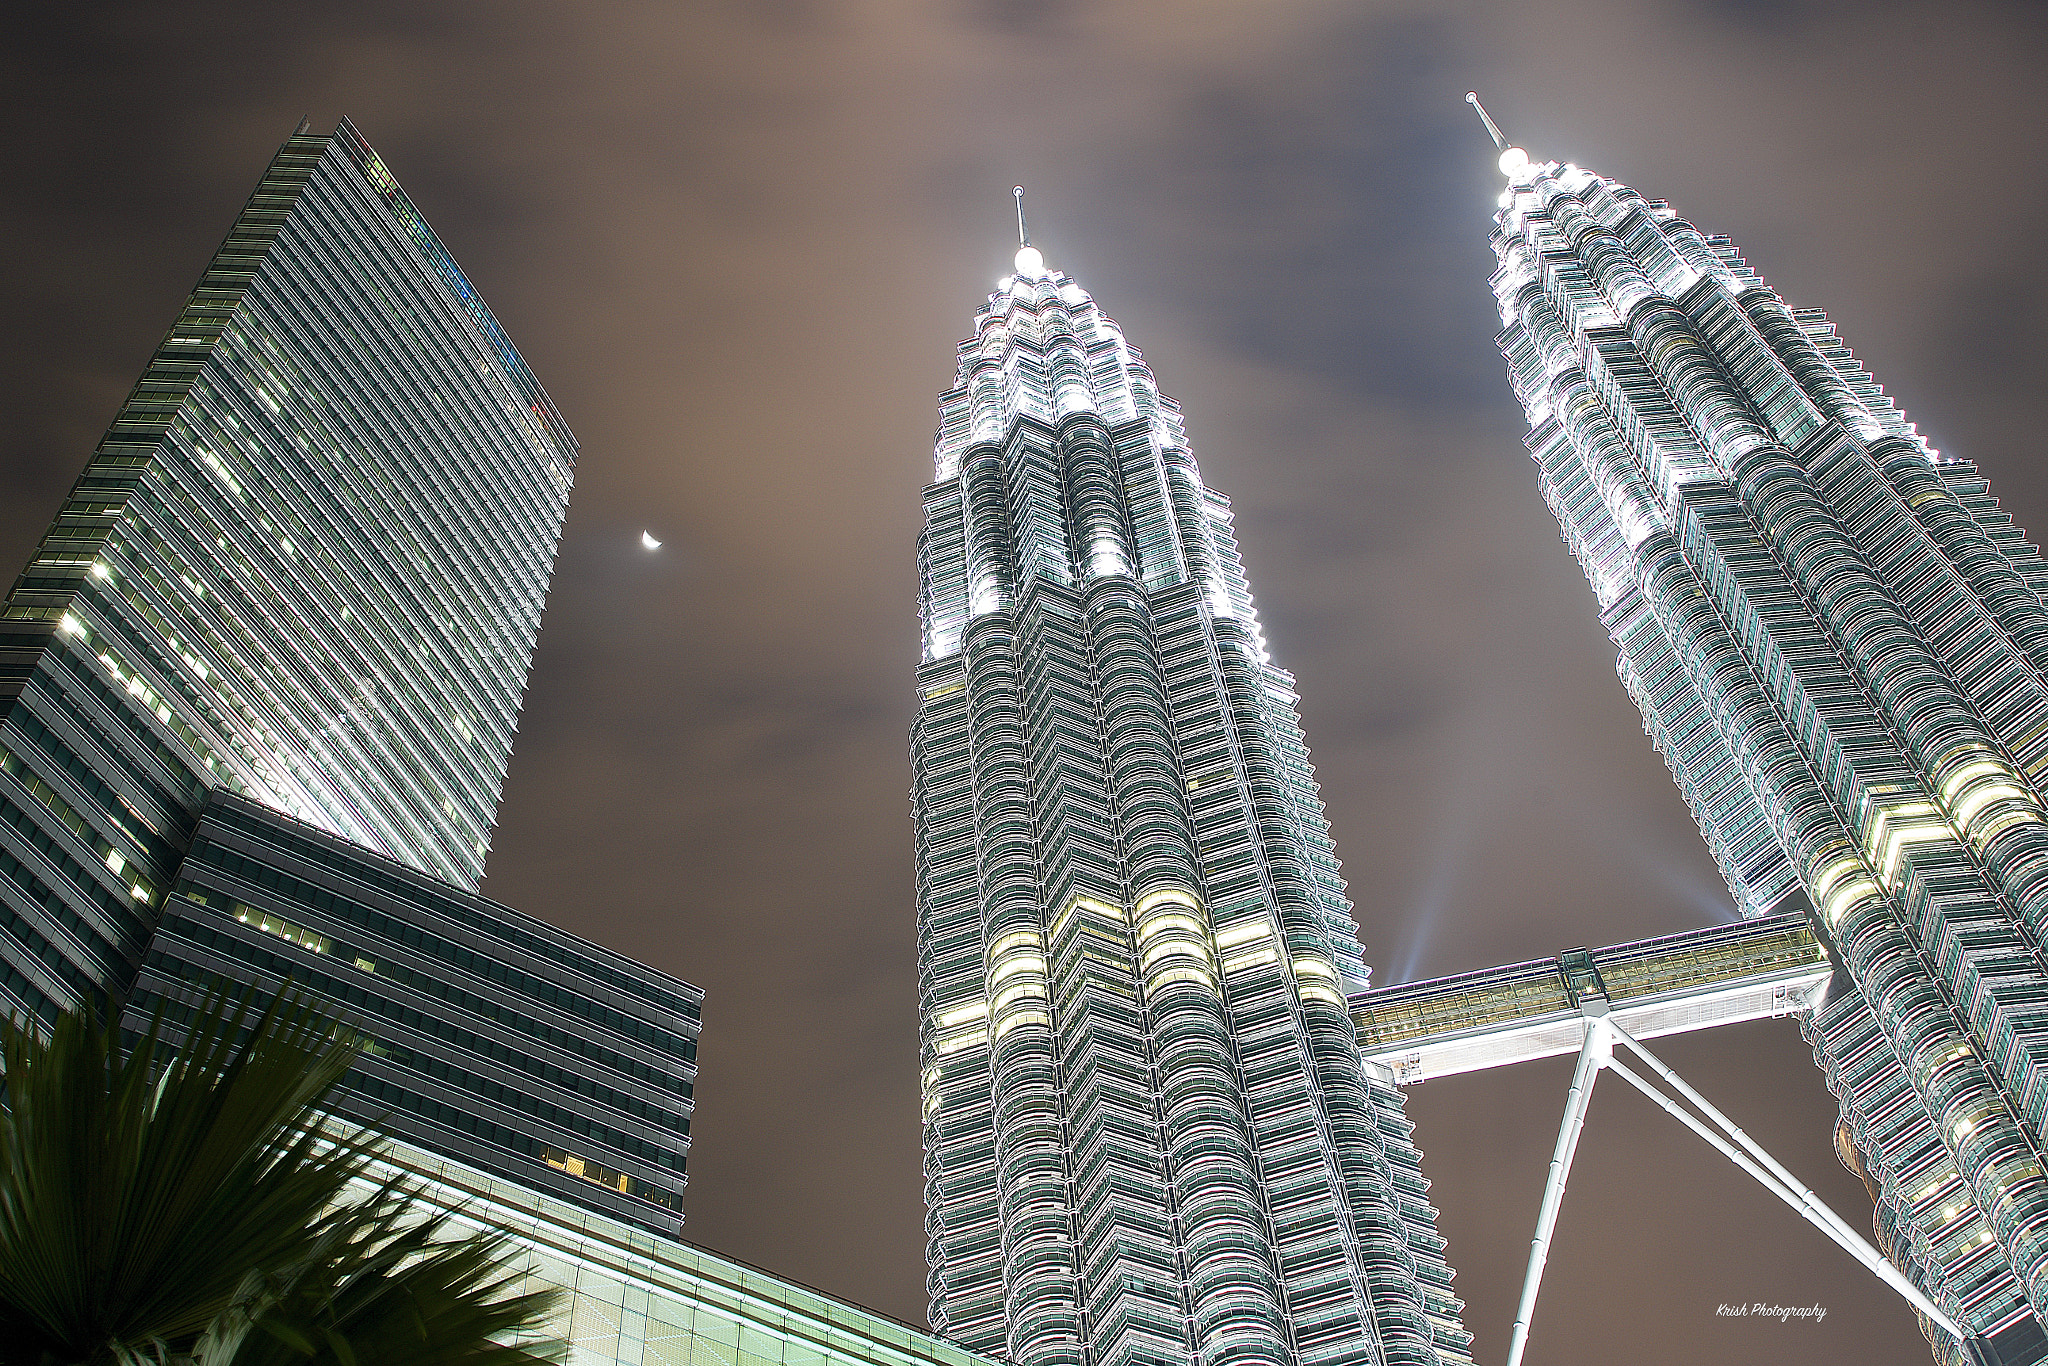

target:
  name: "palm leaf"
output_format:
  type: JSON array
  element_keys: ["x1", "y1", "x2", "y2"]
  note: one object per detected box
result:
[
  {"x1": 202, "y1": 1173, "x2": 565, "y2": 1366},
  {"x1": 0, "y1": 986, "x2": 375, "y2": 1365}
]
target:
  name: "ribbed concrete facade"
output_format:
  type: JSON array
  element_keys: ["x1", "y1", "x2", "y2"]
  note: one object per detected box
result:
[
  {"x1": 912, "y1": 249, "x2": 1471, "y2": 1366},
  {"x1": 1488, "y1": 150, "x2": 2048, "y2": 1361}
]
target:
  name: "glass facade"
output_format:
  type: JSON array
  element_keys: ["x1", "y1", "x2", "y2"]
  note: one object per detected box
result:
[
  {"x1": 913, "y1": 251, "x2": 1470, "y2": 1366},
  {"x1": 1487, "y1": 151, "x2": 2048, "y2": 1361},
  {"x1": 0, "y1": 118, "x2": 573, "y2": 1024},
  {"x1": 127, "y1": 788, "x2": 699, "y2": 1234},
  {"x1": 350, "y1": 1125, "x2": 998, "y2": 1366},
  {"x1": 0, "y1": 122, "x2": 707, "y2": 1234}
]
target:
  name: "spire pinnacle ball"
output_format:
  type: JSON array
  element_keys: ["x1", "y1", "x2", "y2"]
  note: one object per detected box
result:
[
  {"x1": 1499, "y1": 146, "x2": 1531, "y2": 177},
  {"x1": 1014, "y1": 245, "x2": 1046, "y2": 278}
]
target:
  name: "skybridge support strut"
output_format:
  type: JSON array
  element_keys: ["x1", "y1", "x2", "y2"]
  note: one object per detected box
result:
[
  {"x1": 1501, "y1": 1001, "x2": 1974, "y2": 1366},
  {"x1": 1603, "y1": 1026, "x2": 1966, "y2": 1342},
  {"x1": 1503, "y1": 1006, "x2": 1610, "y2": 1366}
]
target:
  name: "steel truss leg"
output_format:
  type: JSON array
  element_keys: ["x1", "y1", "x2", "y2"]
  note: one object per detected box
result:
[
  {"x1": 1500, "y1": 1009, "x2": 1971, "y2": 1365},
  {"x1": 1603, "y1": 1023, "x2": 1967, "y2": 1343},
  {"x1": 1503, "y1": 1012, "x2": 1610, "y2": 1366}
]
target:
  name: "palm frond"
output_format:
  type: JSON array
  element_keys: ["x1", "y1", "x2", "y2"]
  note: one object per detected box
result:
[
  {"x1": 202, "y1": 1174, "x2": 566, "y2": 1366},
  {"x1": 0, "y1": 985, "x2": 372, "y2": 1365}
]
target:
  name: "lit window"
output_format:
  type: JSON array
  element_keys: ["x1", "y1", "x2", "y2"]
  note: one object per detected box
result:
[
  {"x1": 543, "y1": 1148, "x2": 640, "y2": 1197},
  {"x1": 1214, "y1": 919, "x2": 1270, "y2": 950},
  {"x1": 233, "y1": 904, "x2": 331, "y2": 955},
  {"x1": 1860, "y1": 794, "x2": 1951, "y2": 888}
]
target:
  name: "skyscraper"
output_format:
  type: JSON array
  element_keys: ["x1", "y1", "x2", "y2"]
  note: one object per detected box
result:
[
  {"x1": 1485, "y1": 135, "x2": 2048, "y2": 1363},
  {"x1": 912, "y1": 232, "x2": 1471, "y2": 1366},
  {"x1": 0, "y1": 119, "x2": 572, "y2": 1023},
  {"x1": 0, "y1": 120, "x2": 710, "y2": 1238}
]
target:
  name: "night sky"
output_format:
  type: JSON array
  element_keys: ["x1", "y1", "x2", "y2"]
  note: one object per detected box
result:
[{"x1": 8, "y1": 3, "x2": 2048, "y2": 1363}]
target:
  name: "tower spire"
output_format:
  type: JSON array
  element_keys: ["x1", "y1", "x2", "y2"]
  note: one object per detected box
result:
[
  {"x1": 1010, "y1": 185, "x2": 1047, "y2": 278},
  {"x1": 1466, "y1": 92, "x2": 1531, "y2": 179},
  {"x1": 1465, "y1": 92, "x2": 1507, "y2": 150}
]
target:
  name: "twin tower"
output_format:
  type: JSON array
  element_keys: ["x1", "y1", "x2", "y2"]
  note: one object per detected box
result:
[
  {"x1": 3, "y1": 116, "x2": 2045, "y2": 1366},
  {"x1": 911, "y1": 151, "x2": 2048, "y2": 1366}
]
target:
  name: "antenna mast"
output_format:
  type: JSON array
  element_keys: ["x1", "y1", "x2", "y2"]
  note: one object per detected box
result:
[{"x1": 1465, "y1": 92, "x2": 1509, "y2": 151}]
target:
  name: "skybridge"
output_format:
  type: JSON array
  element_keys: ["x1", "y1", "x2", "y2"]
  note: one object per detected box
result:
[
  {"x1": 1349, "y1": 910, "x2": 2009, "y2": 1365},
  {"x1": 1349, "y1": 912, "x2": 1833, "y2": 1084}
]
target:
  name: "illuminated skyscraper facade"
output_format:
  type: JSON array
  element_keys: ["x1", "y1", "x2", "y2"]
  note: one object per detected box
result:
[
  {"x1": 1488, "y1": 145, "x2": 2048, "y2": 1362},
  {"x1": 0, "y1": 120, "x2": 572, "y2": 1022},
  {"x1": 912, "y1": 242, "x2": 1471, "y2": 1366},
  {"x1": 0, "y1": 120, "x2": 709, "y2": 1236}
]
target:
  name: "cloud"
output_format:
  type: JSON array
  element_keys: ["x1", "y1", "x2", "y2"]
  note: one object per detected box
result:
[{"x1": 5, "y1": 2, "x2": 2044, "y2": 1358}]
